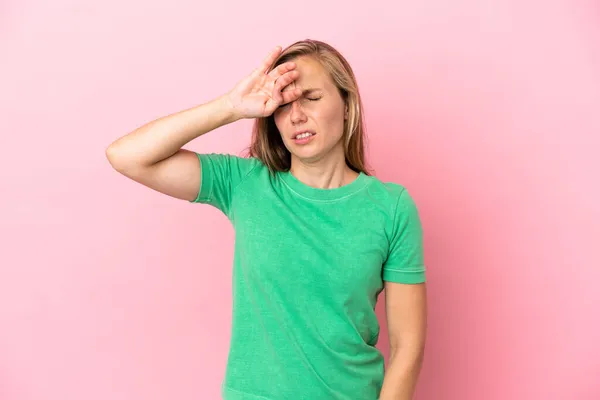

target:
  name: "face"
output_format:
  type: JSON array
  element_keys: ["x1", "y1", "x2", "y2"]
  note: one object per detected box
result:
[{"x1": 273, "y1": 56, "x2": 348, "y2": 164}]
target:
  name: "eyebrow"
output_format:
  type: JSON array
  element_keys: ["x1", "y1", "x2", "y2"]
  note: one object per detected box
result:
[
  {"x1": 300, "y1": 88, "x2": 322, "y2": 95},
  {"x1": 284, "y1": 85, "x2": 322, "y2": 94}
]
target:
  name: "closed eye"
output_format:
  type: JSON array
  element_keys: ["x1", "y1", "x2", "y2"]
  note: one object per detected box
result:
[
  {"x1": 277, "y1": 97, "x2": 321, "y2": 109},
  {"x1": 278, "y1": 97, "x2": 320, "y2": 109}
]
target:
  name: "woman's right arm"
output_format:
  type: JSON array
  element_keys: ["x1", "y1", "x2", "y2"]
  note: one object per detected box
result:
[
  {"x1": 105, "y1": 95, "x2": 240, "y2": 201},
  {"x1": 105, "y1": 45, "x2": 302, "y2": 202}
]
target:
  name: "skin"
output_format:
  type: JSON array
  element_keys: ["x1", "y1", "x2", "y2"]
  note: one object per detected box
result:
[
  {"x1": 273, "y1": 55, "x2": 359, "y2": 189},
  {"x1": 379, "y1": 281, "x2": 427, "y2": 399}
]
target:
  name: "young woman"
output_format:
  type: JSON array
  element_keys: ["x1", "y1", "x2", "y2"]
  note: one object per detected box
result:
[{"x1": 106, "y1": 39, "x2": 427, "y2": 400}]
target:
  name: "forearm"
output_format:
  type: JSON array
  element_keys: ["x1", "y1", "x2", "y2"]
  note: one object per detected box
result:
[
  {"x1": 106, "y1": 94, "x2": 240, "y2": 168},
  {"x1": 379, "y1": 347, "x2": 424, "y2": 400}
]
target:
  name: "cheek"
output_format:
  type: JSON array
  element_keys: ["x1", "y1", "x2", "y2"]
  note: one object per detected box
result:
[{"x1": 317, "y1": 105, "x2": 345, "y2": 133}]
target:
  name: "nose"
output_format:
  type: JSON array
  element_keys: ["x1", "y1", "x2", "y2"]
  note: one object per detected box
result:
[{"x1": 289, "y1": 100, "x2": 307, "y2": 125}]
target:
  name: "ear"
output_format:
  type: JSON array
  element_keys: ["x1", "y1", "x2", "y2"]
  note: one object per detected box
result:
[{"x1": 344, "y1": 104, "x2": 349, "y2": 119}]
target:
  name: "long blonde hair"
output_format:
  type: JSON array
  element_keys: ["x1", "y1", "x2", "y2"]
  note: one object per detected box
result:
[{"x1": 242, "y1": 39, "x2": 371, "y2": 176}]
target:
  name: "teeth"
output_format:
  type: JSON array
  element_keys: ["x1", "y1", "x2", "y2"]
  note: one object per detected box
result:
[{"x1": 296, "y1": 132, "x2": 313, "y2": 139}]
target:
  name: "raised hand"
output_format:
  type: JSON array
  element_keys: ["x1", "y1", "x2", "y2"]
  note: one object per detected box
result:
[{"x1": 225, "y1": 46, "x2": 303, "y2": 119}]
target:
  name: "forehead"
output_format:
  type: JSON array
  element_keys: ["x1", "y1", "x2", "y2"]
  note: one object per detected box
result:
[{"x1": 284, "y1": 56, "x2": 334, "y2": 91}]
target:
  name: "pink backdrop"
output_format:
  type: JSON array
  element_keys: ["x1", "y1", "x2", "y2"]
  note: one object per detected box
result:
[{"x1": 1, "y1": 1, "x2": 599, "y2": 399}]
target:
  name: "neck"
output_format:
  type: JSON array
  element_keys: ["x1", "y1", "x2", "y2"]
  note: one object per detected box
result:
[{"x1": 289, "y1": 150, "x2": 358, "y2": 189}]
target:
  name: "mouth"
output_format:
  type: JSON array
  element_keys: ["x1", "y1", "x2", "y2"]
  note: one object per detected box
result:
[
  {"x1": 292, "y1": 130, "x2": 317, "y2": 140},
  {"x1": 292, "y1": 130, "x2": 317, "y2": 145}
]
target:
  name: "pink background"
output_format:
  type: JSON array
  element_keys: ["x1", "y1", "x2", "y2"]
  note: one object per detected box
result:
[{"x1": 1, "y1": 0, "x2": 599, "y2": 399}]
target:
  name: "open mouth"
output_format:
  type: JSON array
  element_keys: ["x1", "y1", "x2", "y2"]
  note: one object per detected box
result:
[{"x1": 293, "y1": 131, "x2": 316, "y2": 144}]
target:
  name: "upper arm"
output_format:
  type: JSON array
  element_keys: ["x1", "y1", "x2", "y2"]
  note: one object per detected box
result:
[
  {"x1": 382, "y1": 187, "x2": 426, "y2": 283},
  {"x1": 188, "y1": 152, "x2": 259, "y2": 219},
  {"x1": 382, "y1": 187, "x2": 428, "y2": 351},
  {"x1": 110, "y1": 148, "x2": 202, "y2": 202},
  {"x1": 385, "y1": 281, "x2": 427, "y2": 352}
]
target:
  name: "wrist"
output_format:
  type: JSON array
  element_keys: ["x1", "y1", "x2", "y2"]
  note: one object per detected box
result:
[{"x1": 218, "y1": 92, "x2": 243, "y2": 123}]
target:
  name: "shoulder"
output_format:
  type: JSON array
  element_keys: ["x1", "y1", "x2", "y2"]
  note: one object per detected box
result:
[
  {"x1": 363, "y1": 175, "x2": 410, "y2": 204},
  {"x1": 362, "y1": 176, "x2": 420, "y2": 220},
  {"x1": 197, "y1": 152, "x2": 263, "y2": 168},
  {"x1": 197, "y1": 152, "x2": 265, "y2": 178}
]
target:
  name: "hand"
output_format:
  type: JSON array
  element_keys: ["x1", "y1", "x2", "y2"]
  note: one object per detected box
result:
[{"x1": 225, "y1": 46, "x2": 303, "y2": 119}]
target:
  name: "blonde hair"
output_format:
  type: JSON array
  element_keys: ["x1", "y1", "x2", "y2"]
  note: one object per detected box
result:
[{"x1": 242, "y1": 39, "x2": 371, "y2": 176}]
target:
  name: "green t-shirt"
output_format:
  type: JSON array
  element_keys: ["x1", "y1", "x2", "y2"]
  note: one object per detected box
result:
[{"x1": 191, "y1": 152, "x2": 426, "y2": 400}]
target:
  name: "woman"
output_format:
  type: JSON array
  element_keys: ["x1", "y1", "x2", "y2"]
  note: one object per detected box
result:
[{"x1": 106, "y1": 39, "x2": 427, "y2": 400}]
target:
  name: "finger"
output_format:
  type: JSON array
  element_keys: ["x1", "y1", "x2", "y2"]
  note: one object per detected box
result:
[
  {"x1": 280, "y1": 87, "x2": 303, "y2": 105},
  {"x1": 255, "y1": 46, "x2": 282, "y2": 76},
  {"x1": 267, "y1": 61, "x2": 296, "y2": 80},
  {"x1": 272, "y1": 71, "x2": 298, "y2": 104},
  {"x1": 273, "y1": 70, "x2": 299, "y2": 92}
]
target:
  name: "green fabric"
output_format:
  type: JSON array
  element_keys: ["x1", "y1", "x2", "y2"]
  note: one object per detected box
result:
[{"x1": 191, "y1": 152, "x2": 426, "y2": 400}]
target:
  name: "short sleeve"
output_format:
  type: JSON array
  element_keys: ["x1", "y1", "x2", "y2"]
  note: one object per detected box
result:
[
  {"x1": 382, "y1": 188, "x2": 426, "y2": 284},
  {"x1": 190, "y1": 152, "x2": 259, "y2": 220}
]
